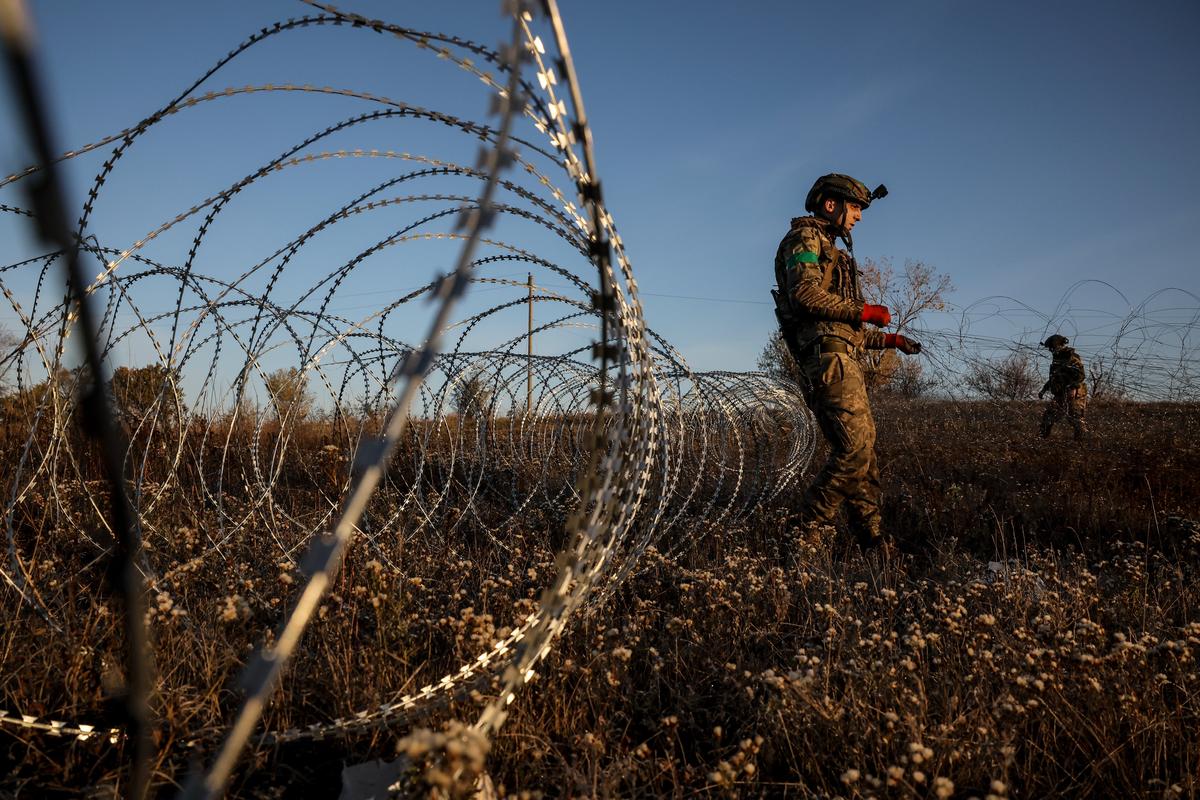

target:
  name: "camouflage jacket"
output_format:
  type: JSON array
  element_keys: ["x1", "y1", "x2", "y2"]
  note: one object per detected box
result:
[
  {"x1": 773, "y1": 216, "x2": 885, "y2": 351},
  {"x1": 1045, "y1": 347, "x2": 1086, "y2": 395}
]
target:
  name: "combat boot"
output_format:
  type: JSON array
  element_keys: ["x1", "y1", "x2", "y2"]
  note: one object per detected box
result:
[
  {"x1": 850, "y1": 518, "x2": 898, "y2": 561},
  {"x1": 849, "y1": 514, "x2": 882, "y2": 547}
]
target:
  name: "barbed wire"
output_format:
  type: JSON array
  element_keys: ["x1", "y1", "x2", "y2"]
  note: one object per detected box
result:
[
  {"x1": 2, "y1": 0, "x2": 1195, "y2": 793},
  {"x1": 895, "y1": 281, "x2": 1200, "y2": 403},
  {"x1": 0, "y1": 0, "x2": 818, "y2": 791}
]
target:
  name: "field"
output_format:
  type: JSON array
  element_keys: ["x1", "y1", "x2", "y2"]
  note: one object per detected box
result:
[{"x1": 1, "y1": 399, "x2": 1198, "y2": 798}]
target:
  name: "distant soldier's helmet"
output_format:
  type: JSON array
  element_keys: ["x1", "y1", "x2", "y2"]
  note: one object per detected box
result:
[
  {"x1": 1042, "y1": 334, "x2": 1069, "y2": 349},
  {"x1": 804, "y1": 173, "x2": 888, "y2": 213}
]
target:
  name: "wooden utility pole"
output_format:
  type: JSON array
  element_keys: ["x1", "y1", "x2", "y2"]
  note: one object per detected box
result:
[{"x1": 527, "y1": 272, "x2": 533, "y2": 412}]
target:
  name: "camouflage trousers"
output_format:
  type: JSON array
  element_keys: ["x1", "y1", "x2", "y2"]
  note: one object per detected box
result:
[
  {"x1": 1040, "y1": 387, "x2": 1088, "y2": 441},
  {"x1": 793, "y1": 344, "x2": 883, "y2": 542}
]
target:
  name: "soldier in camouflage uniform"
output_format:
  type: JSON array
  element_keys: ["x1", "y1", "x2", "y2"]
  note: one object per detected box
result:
[
  {"x1": 772, "y1": 174, "x2": 921, "y2": 549},
  {"x1": 1038, "y1": 334, "x2": 1087, "y2": 440}
]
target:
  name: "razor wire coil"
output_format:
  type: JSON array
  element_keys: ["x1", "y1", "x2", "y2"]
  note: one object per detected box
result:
[{"x1": 4, "y1": 0, "x2": 1195, "y2": 789}]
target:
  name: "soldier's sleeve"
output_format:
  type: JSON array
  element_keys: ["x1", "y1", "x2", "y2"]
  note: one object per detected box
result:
[
  {"x1": 785, "y1": 228, "x2": 862, "y2": 324},
  {"x1": 1048, "y1": 358, "x2": 1064, "y2": 390},
  {"x1": 862, "y1": 329, "x2": 887, "y2": 350},
  {"x1": 1066, "y1": 352, "x2": 1086, "y2": 385}
]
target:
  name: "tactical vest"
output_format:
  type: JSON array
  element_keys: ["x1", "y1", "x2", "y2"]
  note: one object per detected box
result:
[
  {"x1": 1049, "y1": 347, "x2": 1087, "y2": 394},
  {"x1": 773, "y1": 216, "x2": 866, "y2": 349}
]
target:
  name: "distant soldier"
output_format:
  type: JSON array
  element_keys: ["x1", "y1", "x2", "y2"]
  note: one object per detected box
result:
[
  {"x1": 772, "y1": 173, "x2": 921, "y2": 550},
  {"x1": 1038, "y1": 334, "x2": 1087, "y2": 440}
]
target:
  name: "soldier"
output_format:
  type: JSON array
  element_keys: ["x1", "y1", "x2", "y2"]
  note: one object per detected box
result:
[
  {"x1": 1038, "y1": 334, "x2": 1087, "y2": 440},
  {"x1": 771, "y1": 173, "x2": 921, "y2": 550}
]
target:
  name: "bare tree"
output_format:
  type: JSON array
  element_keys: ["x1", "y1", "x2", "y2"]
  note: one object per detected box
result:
[
  {"x1": 758, "y1": 257, "x2": 952, "y2": 394},
  {"x1": 879, "y1": 357, "x2": 937, "y2": 399},
  {"x1": 965, "y1": 352, "x2": 1039, "y2": 400},
  {"x1": 1088, "y1": 354, "x2": 1128, "y2": 402},
  {"x1": 109, "y1": 363, "x2": 184, "y2": 430},
  {"x1": 0, "y1": 326, "x2": 20, "y2": 392},
  {"x1": 756, "y1": 330, "x2": 803, "y2": 386},
  {"x1": 0, "y1": 366, "x2": 78, "y2": 420},
  {"x1": 453, "y1": 369, "x2": 493, "y2": 418},
  {"x1": 857, "y1": 258, "x2": 953, "y2": 391},
  {"x1": 263, "y1": 367, "x2": 311, "y2": 421}
]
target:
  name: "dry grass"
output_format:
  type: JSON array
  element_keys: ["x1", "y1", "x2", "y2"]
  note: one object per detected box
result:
[{"x1": 1, "y1": 400, "x2": 1198, "y2": 798}]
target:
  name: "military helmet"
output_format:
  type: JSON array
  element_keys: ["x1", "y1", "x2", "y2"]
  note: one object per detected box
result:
[
  {"x1": 804, "y1": 173, "x2": 887, "y2": 213},
  {"x1": 1042, "y1": 334, "x2": 1069, "y2": 349}
]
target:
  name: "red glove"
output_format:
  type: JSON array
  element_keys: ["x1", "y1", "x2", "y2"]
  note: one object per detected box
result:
[
  {"x1": 885, "y1": 333, "x2": 921, "y2": 354},
  {"x1": 861, "y1": 303, "x2": 891, "y2": 327}
]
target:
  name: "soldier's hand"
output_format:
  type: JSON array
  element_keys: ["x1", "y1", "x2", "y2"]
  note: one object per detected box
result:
[
  {"x1": 884, "y1": 333, "x2": 921, "y2": 355},
  {"x1": 861, "y1": 303, "x2": 891, "y2": 327}
]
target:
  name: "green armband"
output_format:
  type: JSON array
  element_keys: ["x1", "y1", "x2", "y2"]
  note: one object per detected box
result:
[{"x1": 787, "y1": 251, "x2": 819, "y2": 268}]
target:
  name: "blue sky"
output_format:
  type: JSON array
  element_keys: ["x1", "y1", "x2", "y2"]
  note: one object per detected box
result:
[{"x1": 2, "y1": 0, "x2": 1197, "y2": 380}]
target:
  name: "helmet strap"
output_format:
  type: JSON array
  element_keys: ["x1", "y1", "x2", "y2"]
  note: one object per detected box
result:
[
  {"x1": 833, "y1": 198, "x2": 848, "y2": 231},
  {"x1": 830, "y1": 198, "x2": 854, "y2": 248},
  {"x1": 822, "y1": 196, "x2": 851, "y2": 240}
]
